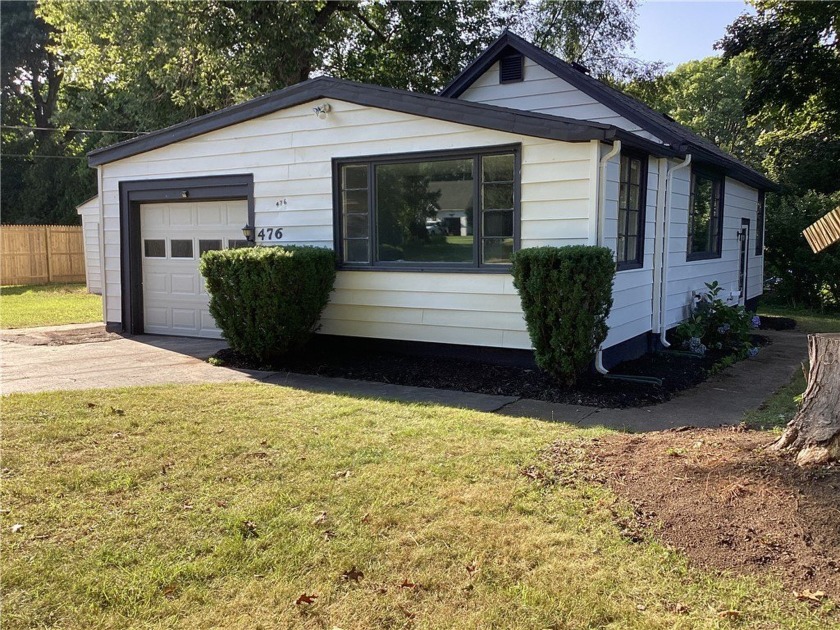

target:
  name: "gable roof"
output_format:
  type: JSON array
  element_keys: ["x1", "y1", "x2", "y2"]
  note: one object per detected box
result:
[
  {"x1": 441, "y1": 31, "x2": 775, "y2": 191},
  {"x1": 88, "y1": 76, "x2": 670, "y2": 167}
]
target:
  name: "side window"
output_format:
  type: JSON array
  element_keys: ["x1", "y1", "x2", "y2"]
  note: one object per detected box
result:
[
  {"x1": 755, "y1": 192, "x2": 765, "y2": 255},
  {"x1": 616, "y1": 153, "x2": 646, "y2": 270},
  {"x1": 687, "y1": 170, "x2": 724, "y2": 260}
]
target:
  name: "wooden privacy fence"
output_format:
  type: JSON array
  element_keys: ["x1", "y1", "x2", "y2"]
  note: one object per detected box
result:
[{"x1": 0, "y1": 224, "x2": 86, "y2": 286}]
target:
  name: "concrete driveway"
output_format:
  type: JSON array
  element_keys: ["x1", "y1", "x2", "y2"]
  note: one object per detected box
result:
[{"x1": 0, "y1": 324, "x2": 515, "y2": 411}]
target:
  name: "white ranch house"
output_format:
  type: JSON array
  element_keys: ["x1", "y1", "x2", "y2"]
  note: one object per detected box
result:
[{"x1": 85, "y1": 32, "x2": 772, "y2": 367}]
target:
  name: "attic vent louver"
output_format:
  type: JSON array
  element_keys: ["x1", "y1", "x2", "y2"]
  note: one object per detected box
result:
[{"x1": 499, "y1": 53, "x2": 523, "y2": 83}]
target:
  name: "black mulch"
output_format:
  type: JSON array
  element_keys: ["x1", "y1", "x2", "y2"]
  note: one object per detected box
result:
[
  {"x1": 758, "y1": 315, "x2": 797, "y2": 331},
  {"x1": 213, "y1": 334, "x2": 770, "y2": 409}
]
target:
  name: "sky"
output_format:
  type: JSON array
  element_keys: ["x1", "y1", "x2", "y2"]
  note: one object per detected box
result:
[{"x1": 627, "y1": 0, "x2": 756, "y2": 69}]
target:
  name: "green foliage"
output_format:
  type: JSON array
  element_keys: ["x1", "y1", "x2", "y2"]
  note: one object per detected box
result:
[
  {"x1": 625, "y1": 56, "x2": 762, "y2": 168},
  {"x1": 673, "y1": 281, "x2": 757, "y2": 357},
  {"x1": 511, "y1": 246, "x2": 615, "y2": 386},
  {"x1": 199, "y1": 246, "x2": 336, "y2": 362},
  {"x1": 764, "y1": 191, "x2": 840, "y2": 309},
  {"x1": 720, "y1": 0, "x2": 840, "y2": 194}
]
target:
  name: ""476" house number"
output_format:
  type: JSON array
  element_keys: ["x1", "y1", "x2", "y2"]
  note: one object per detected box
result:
[{"x1": 256, "y1": 227, "x2": 284, "y2": 241}]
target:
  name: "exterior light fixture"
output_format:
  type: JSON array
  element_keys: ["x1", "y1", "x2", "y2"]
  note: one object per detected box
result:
[
  {"x1": 312, "y1": 103, "x2": 331, "y2": 119},
  {"x1": 241, "y1": 224, "x2": 255, "y2": 242},
  {"x1": 180, "y1": 190, "x2": 189, "y2": 198}
]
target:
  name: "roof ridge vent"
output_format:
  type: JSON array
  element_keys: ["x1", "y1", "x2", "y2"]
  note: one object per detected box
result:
[{"x1": 571, "y1": 61, "x2": 590, "y2": 75}]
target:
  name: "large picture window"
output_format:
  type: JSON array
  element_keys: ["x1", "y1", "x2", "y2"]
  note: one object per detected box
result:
[
  {"x1": 336, "y1": 146, "x2": 519, "y2": 269},
  {"x1": 688, "y1": 170, "x2": 724, "y2": 260},
  {"x1": 616, "y1": 152, "x2": 646, "y2": 270}
]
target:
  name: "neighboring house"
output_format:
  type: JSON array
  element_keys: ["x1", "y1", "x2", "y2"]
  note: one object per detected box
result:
[
  {"x1": 84, "y1": 32, "x2": 773, "y2": 366},
  {"x1": 76, "y1": 195, "x2": 102, "y2": 294}
]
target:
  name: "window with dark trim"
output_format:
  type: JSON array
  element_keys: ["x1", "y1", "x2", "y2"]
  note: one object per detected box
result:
[
  {"x1": 687, "y1": 169, "x2": 724, "y2": 260},
  {"x1": 616, "y1": 152, "x2": 647, "y2": 270},
  {"x1": 755, "y1": 191, "x2": 765, "y2": 255},
  {"x1": 335, "y1": 146, "x2": 520, "y2": 270}
]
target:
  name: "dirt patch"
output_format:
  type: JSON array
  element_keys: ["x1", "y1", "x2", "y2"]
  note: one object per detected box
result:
[
  {"x1": 213, "y1": 335, "x2": 769, "y2": 410},
  {"x1": 552, "y1": 428, "x2": 840, "y2": 600},
  {"x1": 0, "y1": 325, "x2": 120, "y2": 346}
]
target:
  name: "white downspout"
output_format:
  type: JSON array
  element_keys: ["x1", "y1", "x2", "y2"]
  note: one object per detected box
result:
[
  {"x1": 659, "y1": 154, "x2": 692, "y2": 348},
  {"x1": 97, "y1": 166, "x2": 107, "y2": 325},
  {"x1": 595, "y1": 140, "x2": 621, "y2": 374}
]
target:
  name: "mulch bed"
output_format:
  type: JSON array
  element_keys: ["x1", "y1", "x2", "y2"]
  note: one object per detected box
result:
[
  {"x1": 549, "y1": 428, "x2": 840, "y2": 601},
  {"x1": 214, "y1": 334, "x2": 769, "y2": 409}
]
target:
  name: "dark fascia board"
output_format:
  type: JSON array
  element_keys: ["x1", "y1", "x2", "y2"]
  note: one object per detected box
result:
[
  {"x1": 441, "y1": 31, "x2": 776, "y2": 191},
  {"x1": 88, "y1": 77, "x2": 623, "y2": 167}
]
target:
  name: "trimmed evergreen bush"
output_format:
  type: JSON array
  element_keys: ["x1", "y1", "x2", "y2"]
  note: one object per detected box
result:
[
  {"x1": 511, "y1": 246, "x2": 615, "y2": 386},
  {"x1": 199, "y1": 246, "x2": 336, "y2": 362}
]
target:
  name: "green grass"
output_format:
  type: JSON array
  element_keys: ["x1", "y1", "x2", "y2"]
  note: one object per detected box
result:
[
  {"x1": 742, "y1": 370, "x2": 806, "y2": 430},
  {"x1": 0, "y1": 283, "x2": 101, "y2": 329},
  {"x1": 2, "y1": 384, "x2": 834, "y2": 629},
  {"x1": 759, "y1": 304, "x2": 840, "y2": 334}
]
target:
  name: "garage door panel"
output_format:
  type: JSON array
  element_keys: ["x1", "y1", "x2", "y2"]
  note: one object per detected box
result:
[
  {"x1": 141, "y1": 200, "x2": 247, "y2": 338},
  {"x1": 198, "y1": 205, "x2": 224, "y2": 225},
  {"x1": 171, "y1": 273, "x2": 196, "y2": 295}
]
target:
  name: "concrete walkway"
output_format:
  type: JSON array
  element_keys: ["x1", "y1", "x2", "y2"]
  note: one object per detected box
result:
[{"x1": 1, "y1": 324, "x2": 807, "y2": 431}]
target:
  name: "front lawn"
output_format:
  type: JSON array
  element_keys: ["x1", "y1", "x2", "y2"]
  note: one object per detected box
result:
[
  {"x1": 0, "y1": 283, "x2": 101, "y2": 329},
  {"x1": 2, "y1": 384, "x2": 832, "y2": 629},
  {"x1": 759, "y1": 304, "x2": 840, "y2": 334}
]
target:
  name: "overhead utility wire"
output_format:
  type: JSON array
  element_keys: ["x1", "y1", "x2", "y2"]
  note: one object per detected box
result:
[{"x1": 1, "y1": 125, "x2": 150, "y2": 135}]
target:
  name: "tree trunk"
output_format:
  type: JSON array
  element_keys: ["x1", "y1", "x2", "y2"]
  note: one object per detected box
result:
[{"x1": 770, "y1": 333, "x2": 840, "y2": 465}]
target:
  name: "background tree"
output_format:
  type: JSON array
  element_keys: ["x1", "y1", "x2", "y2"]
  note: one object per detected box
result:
[
  {"x1": 625, "y1": 56, "x2": 762, "y2": 168},
  {"x1": 1, "y1": 0, "x2": 93, "y2": 224},
  {"x1": 720, "y1": 0, "x2": 840, "y2": 194}
]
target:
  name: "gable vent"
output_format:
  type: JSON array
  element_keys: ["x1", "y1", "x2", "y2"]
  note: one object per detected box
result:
[{"x1": 499, "y1": 53, "x2": 523, "y2": 84}]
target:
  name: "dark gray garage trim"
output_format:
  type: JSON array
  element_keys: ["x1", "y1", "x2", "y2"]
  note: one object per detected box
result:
[{"x1": 113, "y1": 174, "x2": 254, "y2": 335}]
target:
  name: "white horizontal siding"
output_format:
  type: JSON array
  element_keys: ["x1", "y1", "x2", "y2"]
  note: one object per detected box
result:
[
  {"x1": 76, "y1": 197, "x2": 102, "y2": 294},
  {"x1": 99, "y1": 99, "x2": 596, "y2": 349},
  {"x1": 663, "y1": 171, "x2": 762, "y2": 328},
  {"x1": 460, "y1": 58, "x2": 663, "y2": 143}
]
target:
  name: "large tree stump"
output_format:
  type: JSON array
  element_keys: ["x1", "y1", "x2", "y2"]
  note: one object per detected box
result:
[{"x1": 770, "y1": 333, "x2": 840, "y2": 465}]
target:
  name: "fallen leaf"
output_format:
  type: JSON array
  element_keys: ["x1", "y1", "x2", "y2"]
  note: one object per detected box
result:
[
  {"x1": 110, "y1": 407, "x2": 124, "y2": 416},
  {"x1": 259, "y1": 440, "x2": 269, "y2": 446},
  {"x1": 295, "y1": 593, "x2": 318, "y2": 605},
  {"x1": 794, "y1": 589, "x2": 826, "y2": 604},
  {"x1": 717, "y1": 610, "x2": 741, "y2": 619},
  {"x1": 240, "y1": 520, "x2": 258, "y2": 538},
  {"x1": 162, "y1": 584, "x2": 177, "y2": 599},
  {"x1": 400, "y1": 579, "x2": 417, "y2": 590},
  {"x1": 466, "y1": 563, "x2": 479, "y2": 577},
  {"x1": 216, "y1": 500, "x2": 228, "y2": 508},
  {"x1": 340, "y1": 567, "x2": 364, "y2": 582},
  {"x1": 636, "y1": 604, "x2": 646, "y2": 611},
  {"x1": 86, "y1": 402, "x2": 97, "y2": 409},
  {"x1": 322, "y1": 529, "x2": 336, "y2": 541},
  {"x1": 10, "y1": 523, "x2": 23, "y2": 534},
  {"x1": 112, "y1": 432, "x2": 123, "y2": 439},
  {"x1": 181, "y1": 502, "x2": 194, "y2": 510},
  {"x1": 332, "y1": 470, "x2": 352, "y2": 480},
  {"x1": 312, "y1": 511, "x2": 328, "y2": 525},
  {"x1": 360, "y1": 513, "x2": 370, "y2": 524}
]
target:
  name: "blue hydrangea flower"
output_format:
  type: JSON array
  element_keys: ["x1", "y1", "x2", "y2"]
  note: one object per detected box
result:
[
  {"x1": 748, "y1": 347, "x2": 759, "y2": 358},
  {"x1": 751, "y1": 315, "x2": 761, "y2": 329}
]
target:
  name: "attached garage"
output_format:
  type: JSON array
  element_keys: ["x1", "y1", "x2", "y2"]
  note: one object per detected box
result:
[
  {"x1": 115, "y1": 174, "x2": 254, "y2": 338},
  {"x1": 140, "y1": 200, "x2": 248, "y2": 337}
]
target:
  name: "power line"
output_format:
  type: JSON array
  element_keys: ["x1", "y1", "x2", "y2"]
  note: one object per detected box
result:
[
  {"x1": 2, "y1": 153, "x2": 87, "y2": 160},
  {"x1": 1, "y1": 125, "x2": 150, "y2": 135}
]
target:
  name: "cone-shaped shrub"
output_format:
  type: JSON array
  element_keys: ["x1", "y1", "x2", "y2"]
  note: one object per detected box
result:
[
  {"x1": 511, "y1": 246, "x2": 615, "y2": 385},
  {"x1": 200, "y1": 246, "x2": 336, "y2": 362}
]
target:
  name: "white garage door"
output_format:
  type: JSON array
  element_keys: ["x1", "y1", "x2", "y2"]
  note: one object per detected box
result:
[{"x1": 141, "y1": 200, "x2": 248, "y2": 338}]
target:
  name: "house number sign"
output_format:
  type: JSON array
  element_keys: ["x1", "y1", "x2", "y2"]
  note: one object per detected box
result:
[{"x1": 256, "y1": 227, "x2": 284, "y2": 241}]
